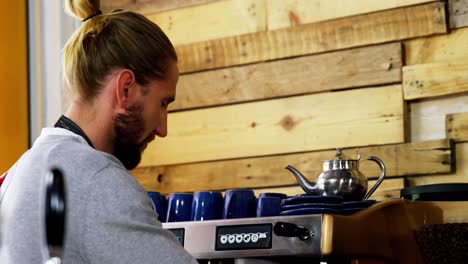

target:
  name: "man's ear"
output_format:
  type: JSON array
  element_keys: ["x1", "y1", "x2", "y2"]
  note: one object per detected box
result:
[{"x1": 115, "y1": 69, "x2": 137, "y2": 109}]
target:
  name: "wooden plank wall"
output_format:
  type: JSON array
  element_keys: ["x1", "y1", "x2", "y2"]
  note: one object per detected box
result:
[{"x1": 100, "y1": 0, "x2": 468, "y2": 199}]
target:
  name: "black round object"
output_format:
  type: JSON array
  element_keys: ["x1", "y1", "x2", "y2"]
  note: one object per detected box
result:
[
  {"x1": 45, "y1": 168, "x2": 67, "y2": 247},
  {"x1": 401, "y1": 183, "x2": 468, "y2": 201}
]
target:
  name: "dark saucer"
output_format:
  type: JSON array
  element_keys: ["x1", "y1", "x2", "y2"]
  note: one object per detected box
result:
[
  {"x1": 282, "y1": 195, "x2": 344, "y2": 206},
  {"x1": 281, "y1": 202, "x2": 345, "y2": 211},
  {"x1": 280, "y1": 207, "x2": 341, "y2": 216}
]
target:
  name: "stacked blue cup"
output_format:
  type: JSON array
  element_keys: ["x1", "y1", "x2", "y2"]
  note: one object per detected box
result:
[
  {"x1": 147, "y1": 191, "x2": 167, "y2": 222},
  {"x1": 160, "y1": 189, "x2": 285, "y2": 222},
  {"x1": 256, "y1": 196, "x2": 281, "y2": 217},
  {"x1": 222, "y1": 189, "x2": 256, "y2": 219},
  {"x1": 258, "y1": 192, "x2": 287, "y2": 200},
  {"x1": 166, "y1": 193, "x2": 193, "y2": 222},
  {"x1": 191, "y1": 191, "x2": 223, "y2": 221}
]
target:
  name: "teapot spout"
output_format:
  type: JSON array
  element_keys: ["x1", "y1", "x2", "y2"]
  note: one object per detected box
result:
[{"x1": 285, "y1": 165, "x2": 317, "y2": 195}]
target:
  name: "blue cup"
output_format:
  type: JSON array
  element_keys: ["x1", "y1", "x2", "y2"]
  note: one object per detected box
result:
[
  {"x1": 147, "y1": 191, "x2": 167, "y2": 222},
  {"x1": 166, "y1": 193, "x2": 193, "y2": 222},
  {"x1": 222, "y1": 189, "x2": 256, "y2": 219},
  {"x1": 191, "y1": 191, "x2": 223, "y2": 221},
  {"x1": 256, "y1": 197, "x2": 281, "y2": 217},
  {"x1": 258, "y1": 192, "x2": 287, "y2": 200}
]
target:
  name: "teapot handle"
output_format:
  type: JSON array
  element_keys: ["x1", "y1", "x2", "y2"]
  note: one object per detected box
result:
[{"x1": 364, "y1": 156, "x2": 386, "y2": 200}]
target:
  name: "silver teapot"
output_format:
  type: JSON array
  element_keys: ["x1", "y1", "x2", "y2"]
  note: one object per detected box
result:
[{"x1": 285, "y1": 148, "x2": 386, "y2": 201}]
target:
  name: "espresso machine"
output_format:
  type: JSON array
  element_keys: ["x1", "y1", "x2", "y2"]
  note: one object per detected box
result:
[
  {"x1": 161, "y1": 150, "x2": 468, "y2": 263},
  {"x1": 163, "y1": 198, "x2": 468, "y2": 264},
  {"x1": 163, "y1": 214, "x2": 324, "y2": 264},
  {"x1": 162, "y1": 149, "x2": 388, "y2": 264}
]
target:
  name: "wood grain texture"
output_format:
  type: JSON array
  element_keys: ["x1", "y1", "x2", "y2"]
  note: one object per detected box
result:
[
  {"x1": 146, "y1": 0, "x2": 266, "y2": 45},
  {"x1": 324, "y1": 201, "x2": 468, "y2": 261},
  {"x1": 448, "y1": 0, "x2": 468, "y2": 29},
  {"x1": 102, "y1": 0, "x2": 437, "y2": 31},
  {"x1": 420, "y1": 201, "x2": 468, "y2": 223},
  {"x1": 133, "y1": 139, "x2": 451, "y2": 194},
  {"x1": 322, "y1": 200, "x2": 433, "y2": 262},
  {"x1": 171, "y1": 43, "x2": 402, "y2": 111},
  {"x1": 268, "y1": 0, "x2": 437, "y2": 30},
  {"x1": 447, "y1": 112, "x2": 468, "y2": 142},
  {"x1": 407, "y1": 142, "x2": 468, "y2": 186},
  {"x1": 403, "y1": 60, "x2": 468, "y2": 100},
  {"x1": 404, "y1": 27, "x2": 468, "y2": 65},
  {"x1": 176, "y1": 2, "x2": 446, "y2": 73},
  {"x1": 409, "y1": 93, "x2": 468, "y2": 142},
  {"x1": 141, "y1": 85, "x2": 405, "y2": 166},
  {"x1": 101, "y1": 0, "x2": 219, "y2": 14}
]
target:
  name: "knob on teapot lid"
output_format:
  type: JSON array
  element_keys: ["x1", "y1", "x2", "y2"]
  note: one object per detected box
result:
[{"x1": 333, "y1": 148, "x2": 361, "y2": 161}]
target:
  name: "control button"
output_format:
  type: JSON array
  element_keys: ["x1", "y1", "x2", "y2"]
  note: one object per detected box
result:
[
  {"x1": 236, "y1": 234, "x2": 243, "y2": 243},
  {"x1": 220, "y1": 235, "x2": 228, "y2": 244},
  {"x1": 251, "y1": 233, "x2": 259, "y2": 243},
  {"x1": 273, "y1": 222, "x2": 311, "y2": 241},
  {"x1": 228, "y1": 234, "x2": 235, "y2": 244},
  {"x1": 243, "y1": 233, "x2": 251, "y2": 243}
]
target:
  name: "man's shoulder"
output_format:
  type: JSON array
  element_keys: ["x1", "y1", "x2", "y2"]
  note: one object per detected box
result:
[
  {"x1": 34, "y1": 133, "x2": 125, "y2": 183},
  {"x1": 48, "y1": 140, "x2": 111, "y2": 171}
]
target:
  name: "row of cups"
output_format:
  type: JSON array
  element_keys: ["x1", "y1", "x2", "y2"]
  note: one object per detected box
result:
[{"x1": 148, "y1": 189, "x2": 286, "y2": 222}]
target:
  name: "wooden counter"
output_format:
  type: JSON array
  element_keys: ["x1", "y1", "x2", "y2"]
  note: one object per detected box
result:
[{"x1": 321, "y1": 199, "x2": 468, "y2": 263}]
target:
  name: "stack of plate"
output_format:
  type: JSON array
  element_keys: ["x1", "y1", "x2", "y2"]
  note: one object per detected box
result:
[{"x1": 280, "y1": 195, "x2": 377, "y2": 216}]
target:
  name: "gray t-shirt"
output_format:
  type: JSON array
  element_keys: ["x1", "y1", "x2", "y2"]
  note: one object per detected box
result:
[{"x1": 0, "y1": 128, "x2": 197, "y2": 264}]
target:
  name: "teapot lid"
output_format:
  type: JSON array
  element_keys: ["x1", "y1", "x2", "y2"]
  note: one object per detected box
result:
[
  {"x1": 331, "y1": 148, "x2": 360, "y2": 161},
  {"x1": 322, "y1": 148, "x2": 360, "y2": 170}
]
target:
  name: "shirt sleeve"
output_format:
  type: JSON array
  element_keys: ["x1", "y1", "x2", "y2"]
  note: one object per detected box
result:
[{"x1": 82, "y1": 166, "x2": 198, "y2": 264}]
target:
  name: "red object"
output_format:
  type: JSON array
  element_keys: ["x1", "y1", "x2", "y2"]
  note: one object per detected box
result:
[{"x1": 0, "y1": 171, "x2": 7, "y2": 186}]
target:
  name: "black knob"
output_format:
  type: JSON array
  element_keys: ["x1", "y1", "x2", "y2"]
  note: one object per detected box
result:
[
  {"x1": 45, "y1": 168, "x2": 66, "y2": 248},
  {"x1": 273, "y1": 222, "x2": 311, "y2": 241}
]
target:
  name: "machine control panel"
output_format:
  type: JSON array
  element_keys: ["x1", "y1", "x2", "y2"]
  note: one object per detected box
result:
[{"x1": 215, "y1": 224, "x2": 272, "y2": 250}]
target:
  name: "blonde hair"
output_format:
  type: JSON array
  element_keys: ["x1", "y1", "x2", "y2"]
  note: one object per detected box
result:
[{"x1": 63, "y1": 0, "x2": 177, "y2": 101}]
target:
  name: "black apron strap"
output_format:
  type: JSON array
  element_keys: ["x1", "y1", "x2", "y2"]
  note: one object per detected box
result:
[{"x1": 54, "y1": 115, "x2": 95, "y2": 148}]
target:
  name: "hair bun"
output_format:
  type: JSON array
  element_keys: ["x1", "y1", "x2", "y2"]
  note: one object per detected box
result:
[{"x1": 65, "y1": 0, "x2": 101, "y2": 21}]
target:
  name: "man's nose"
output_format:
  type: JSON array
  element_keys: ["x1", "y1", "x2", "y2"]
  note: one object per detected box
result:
[{"x1": 155, "y1": 120, "x2": 167, "y2": 138}]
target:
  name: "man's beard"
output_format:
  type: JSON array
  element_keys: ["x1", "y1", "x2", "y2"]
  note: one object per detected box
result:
[{"x1": 113, "y1": 103, "x2": 152, "y2": 170}]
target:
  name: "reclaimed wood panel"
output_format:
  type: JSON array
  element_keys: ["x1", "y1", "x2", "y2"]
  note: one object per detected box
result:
[
  {"x1": 141, "y1": 85, "x2": 405, "y2": 166},
  {"x1": 252, "y1": 178, "x2": 405, "y2": 201},
  {"x1": 403, "y1": 60, "x2": 468, "y2": 100},
  {"x1": 409, "y1": 93, "x2": 468, "y2": 142},
  {"x1": 101, "y1": 0, "x2": 218, "y2": 14},
  {"x1": 447, "y1": 112, "x2": 468, "y2": 142},
  {"x1": 171, "y1": 43, "x2": 402, "y2": 111},
  {"x1": 146, "y1": 0, "x2": 266, "y2": 45},
  {"x1": 268, "y1": 0, "x2": 437, "y2": 30},
  {"x1": 407, "y1": 142, "x2": 468, "y2": 186},
  {"x1": 176, "y1": 2, "x2": 446, "y2": 73},
  {"x1": 134, "y1": 139, "x2": 451, "y2": 194},
  {"x1": 103, "y1": 0, "x2": 437, "y2": 31},
  {"x1": 368, "y1": 189, "x2": 402, "y2": 201},
  {"x1": 449, "y1": 0, "x2": 468, "y2": 29},
  {"x1": 404, "y1": 27, "x2": 468, "y2": 65}
]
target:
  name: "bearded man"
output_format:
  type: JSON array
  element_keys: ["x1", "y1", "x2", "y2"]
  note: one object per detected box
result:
[{"x1": 0, "y1": 1, "x2": 197, "y2": 263}]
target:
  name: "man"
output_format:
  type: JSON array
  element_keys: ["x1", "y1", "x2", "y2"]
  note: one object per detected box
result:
[{"x1": 0, "y1": 2, "x2": 197, "y2": 263}]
